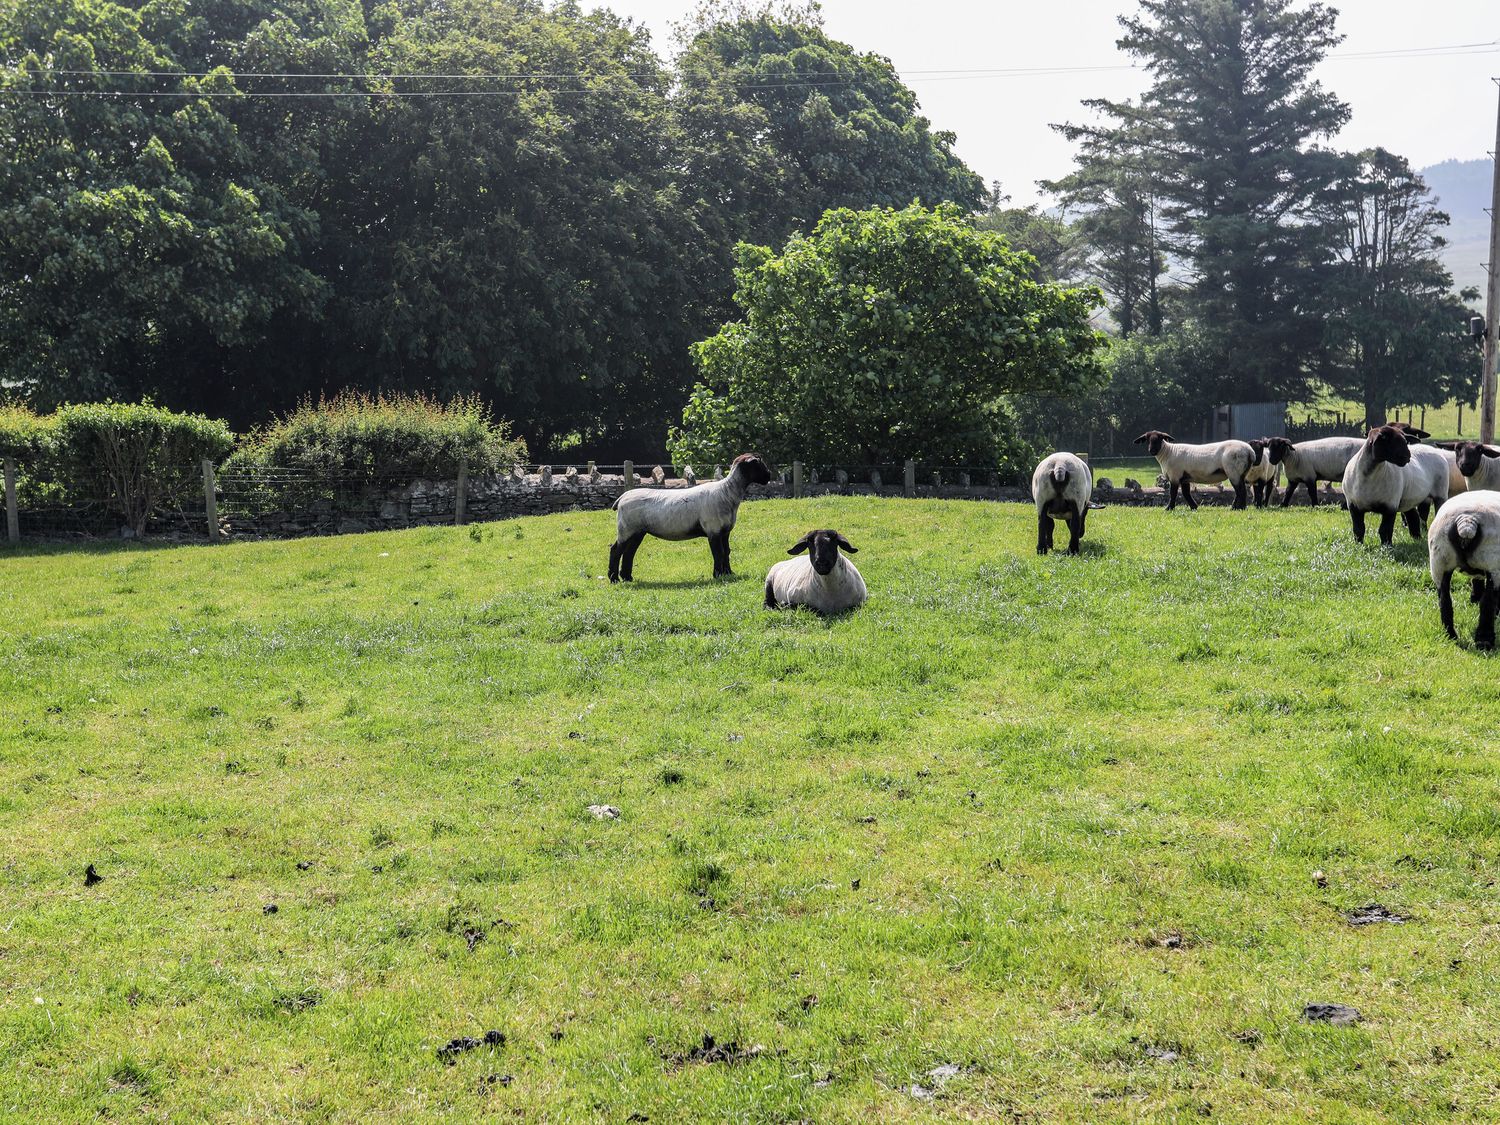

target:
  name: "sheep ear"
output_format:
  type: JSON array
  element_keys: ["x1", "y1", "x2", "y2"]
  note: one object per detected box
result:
[
  {"x1": 787, "y1": 536, "x2": 811, "y2": 555},
  {"x1": 1434, "y1": 442, "x2": 1459, "y2": 450},
  {"x1": 1484, "y1": 446, "x2": 1500, "y2": 458},
  {"x1": 1403, "y1": 433, "x2": 1422, "y2": 445},
  {"x1": 835, "y1": 535, "x2": 858, "y2": 554},
  {"x1": 1132, "y1": 433, "x2": 1152, "y2": 445}
]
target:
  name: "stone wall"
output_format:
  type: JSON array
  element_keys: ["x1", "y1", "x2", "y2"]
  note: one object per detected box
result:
[{"x1": 217, "y1": 465, "x2": 1324, "y2": 539}]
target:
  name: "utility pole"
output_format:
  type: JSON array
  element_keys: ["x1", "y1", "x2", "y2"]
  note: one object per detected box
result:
[{"x1": 1483, "y1": 79, "x2": 1500, "y2": 444}]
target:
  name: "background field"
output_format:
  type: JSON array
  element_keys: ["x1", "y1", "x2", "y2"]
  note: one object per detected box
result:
[{"x1": 4, "y1": 499, "x2": 1500, "y2": 1122}]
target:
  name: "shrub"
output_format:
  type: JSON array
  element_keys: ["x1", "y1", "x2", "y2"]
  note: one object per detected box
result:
[
  {"x1": 224, "y1": 392, "x2": 526, "y2": 481},
  {"x1": 47, "y1": 402, "x2": 235, "y2": 534},
  {"x1": 0, "y1": 403, "x2": 54, "y2": 461}
]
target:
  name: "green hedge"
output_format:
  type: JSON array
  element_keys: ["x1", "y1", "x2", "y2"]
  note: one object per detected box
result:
[{"x1": 224, "y1": 392, "x2": 526, "y2": 481}]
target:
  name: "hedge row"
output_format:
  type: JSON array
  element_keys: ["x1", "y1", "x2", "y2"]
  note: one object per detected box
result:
[{"x1": 0, "y1": 394, "x2": 526, "y2": 534}]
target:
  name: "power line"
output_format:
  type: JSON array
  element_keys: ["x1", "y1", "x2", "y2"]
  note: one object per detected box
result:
[{"x1": 0, "y1": 38, "x2": 1494, "y2": 99}]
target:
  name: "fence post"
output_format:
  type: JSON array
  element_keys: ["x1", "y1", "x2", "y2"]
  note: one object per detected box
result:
[
  {"x1": 792, "y1": 460, "x2": 803, "y2": 499},
  {"x1": 903, "y1": 460, "x2": 915, "y2": 498},
  {"x1": 623, "y1": 459, "x2": 635, "y2": 488},
  {"x1": 201, "y1": 460, "x2": 221, "y2": 542},
  {"x1": 4, "y1": 458, "x2": 17, "y2": 544},
  {"x1": 455, "y1": 457, "x2": 468, "y2": 526}
]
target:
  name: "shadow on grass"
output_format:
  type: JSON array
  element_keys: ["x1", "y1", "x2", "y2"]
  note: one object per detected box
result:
[
  {"x1": 0, "y1": 535, "x2": 217, "y2": 560},
  {"x1": 624, "y1": 573, "x2": 752, "y2": 590}
]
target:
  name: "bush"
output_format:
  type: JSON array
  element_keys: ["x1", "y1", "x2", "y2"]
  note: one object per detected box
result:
[
  {"x1": 47, "y1": 402, "x2": 235, "y2": 534},
  {"x1": 0, "y1": 403, "x2": 54, "y2": 461},
  {"x1": 224, "y1": 393, "x2": 526, "y2": 481}
]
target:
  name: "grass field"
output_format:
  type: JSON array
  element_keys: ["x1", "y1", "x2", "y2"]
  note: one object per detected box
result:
[{"x1": 5, "y1": 497, "x2": 1500, "y2": 1122}]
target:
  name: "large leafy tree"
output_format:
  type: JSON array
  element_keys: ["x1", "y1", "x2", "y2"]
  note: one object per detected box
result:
[
  {"x1": 0, "y1": 0, "x2": 325, "y2": 409},
  {"x1": 972, "y1": 182, "x2": 1084, "y2": 284},
  {"x1": 1314, "y1": 149, "x2": 1477, "y2": 428},
  {"x1": 673, "y1": 2, "x2": 984, "y2": 254},
  {"x1": 1059, "y1": 0, "x2": 1349, "y2": 398},
  {"x1": 669, "y1": 203, "x2": 1104, "y2": 470}
]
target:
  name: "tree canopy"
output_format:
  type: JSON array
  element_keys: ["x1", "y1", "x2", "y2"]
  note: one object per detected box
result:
[{"x1": 669, "y1": 203, "x2": 1104, "y2": 470}]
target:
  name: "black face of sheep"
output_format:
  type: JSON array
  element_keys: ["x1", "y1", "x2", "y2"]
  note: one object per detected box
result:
[
  {"x1": 789, "y1": 529, "x2": 856, "y2": 576},
  {"x1": 1437, "y1": 441, "x2": 1500, "y2": 477},
  {"x1": 1247, "y1": 438, "x2": 1268, "y2": 466},
  {"x1": 1366, "y1": 424, "x2": 1414, "y2": 467},
  {"x1": 733, "y1": 453, "x2": 773, "y2": 486},
  {"x1": 1266, "y1": 436, "x2": 1295, "y2": 466},
  {"x1": 1133, "y1": 431, "x2": 1173, "y2": 457}
]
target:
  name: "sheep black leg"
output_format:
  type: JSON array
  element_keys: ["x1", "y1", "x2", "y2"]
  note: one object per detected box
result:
[
  {"x1": 1165, "y1": 480, "x2": 1178, "y2": 510},
  {"x1": 1279, "y1": 482, "x2": 1297, "y2": 508},
  {"x1": 764, "y1": 576, "x2": 778, "y2": 609},
  {"x1": 1037, "y1": 512, "x2": 1053, "y2": 555},
  {"x1": 1305, "y1": 480, "x2": 1319, "y2": 507},
  {"x1": 1377, "y1": 512, "x2": 1396, "y2": 546},
  {"x1": 1477, "y1": 578, "x2": 1497, "y2": 651},
  {"x1": 1231, "y1": 479, "x2": 1247, "y2": 510},
  {"x1": 1350, "y1": 507, "x2": 1366, "y2": 542},
  {"x1": 1403, "y1": 509, "x2": 1423, "y2": 539},
  {"x1": 1472, "y1": 577, "x2": 1486, "y2": 605},
  {"x1": 710, "y1": 531, "x2": 732, "y2": 577},
  {"x1": 1066, "y1": 508, "x2": 1083, "y2": 555},
  {"x1": 608, "y1": 540, "x2": 622, "y2": 583},
  {"x1": 1438, "y1": 571, "x2": 1457, "y2": 640},
  {"x1": 618, "y1": 531, "x2": 645, "y2": 581},
  {"x1": 1181, "y1": 478, "x2": 1198, "y2": 511}
]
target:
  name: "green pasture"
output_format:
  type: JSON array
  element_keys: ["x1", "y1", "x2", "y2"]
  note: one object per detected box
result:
[{"x1": 3, "y1": 498, "x2": 1498, "y2": 1122}]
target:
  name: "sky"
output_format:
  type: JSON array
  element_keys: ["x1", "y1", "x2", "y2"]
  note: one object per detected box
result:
[{"x1": 600, "y1": 0, "x2": 1499, "y2": 206}]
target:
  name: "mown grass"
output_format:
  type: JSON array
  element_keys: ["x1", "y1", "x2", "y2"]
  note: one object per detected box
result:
[{"x1": 3, "y1": 498, "x2": 1500, "y2": 1122}]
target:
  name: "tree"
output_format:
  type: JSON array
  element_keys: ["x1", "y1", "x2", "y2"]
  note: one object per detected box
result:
[
  {"x1": 1058, "y1": 0, "x2": 1350, "y2": 398},
  {"x1": 1314, "y1": 149, "x2": 1478, "y2": 428},
  {"x1": 972, "y1": 182, "x2": 1084, "y2": 283},
  {"x1": 673, "y1": 2, "x2": 984, "y2": 254},
  {"x1": 0, "y1": 0, "x2": 325, "y2": 408},
  {"x1": 668, "y1": 203, "x2": 1104, "y2": 471},
  {"x1": 1042, "y1": 130, "x2": 1166, "y2": 337}
]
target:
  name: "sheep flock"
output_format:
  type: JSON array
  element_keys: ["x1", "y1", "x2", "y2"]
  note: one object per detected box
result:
[{"x1": 608, "y1": 428, "x2": 1500, "y2": 646}]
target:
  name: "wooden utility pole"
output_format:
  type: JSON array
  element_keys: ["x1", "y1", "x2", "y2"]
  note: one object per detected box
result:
[{"x1": 1483, "y1": 79, "x2": 1500, "y2": 444}]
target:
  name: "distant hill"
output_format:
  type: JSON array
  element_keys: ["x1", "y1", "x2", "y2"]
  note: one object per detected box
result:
[{"x1": 1421, "y1": 158, "x2": 1490, "y2": 298}]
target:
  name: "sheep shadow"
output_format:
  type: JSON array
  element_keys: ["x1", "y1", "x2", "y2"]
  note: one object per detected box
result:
[
  {"x1": 1036, "y1": 540, "x2": 1107, "y2": 559},
  {"x1": 625, "y1": 574, "x2": 752, "y2": 590}
]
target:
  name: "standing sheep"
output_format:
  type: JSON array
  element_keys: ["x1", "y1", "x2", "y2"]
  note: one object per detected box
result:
[
  {"x1": 1133, "y1": 431, "x2": 1256, "y2": 510},
  {"x1": 1436, "y1": 442, "x2": 1500, "y2": 492},
  {"x1": 764, "y1": 530, "x2": 866, "y2": 614},
  {"x1": 1031, "y1": 452, "x2": 1093, "y2": 554},
  {"x1": 608, "y1": 453, "x2": 772, "y2": 582},
  {"x1": 1341, "y1": 424, "x2": 1449, "y2": 545},
  {"x1": 1245, "y1": 439, "x2": 1280, "y2": 508},
  {"x1": 1427, "y1": 491, "x2": 1500, "y2": 649},
  {"x1": 1265, "y1": 436, "x2": 1363, "y2": 507}
]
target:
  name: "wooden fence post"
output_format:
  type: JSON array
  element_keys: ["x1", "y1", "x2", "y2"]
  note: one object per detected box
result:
[
  {"x1": 623, "y1": 459, "x2": 635, "y2": 487},
  {"x1": 201, "y1": 459, "x2": 221, "y2": 542},
  {"x1": 792, "y1": 460, "x2": 803, "y2": 499},
  {"x1": 455, "y1": 457, "x2": 469, "y2": 526},
  {"x1": 4, "y1": 458, "x2": 17, "y2": 544},
  {"x1": 903, "y1": 460, "x2": 915, "y2": 497}
]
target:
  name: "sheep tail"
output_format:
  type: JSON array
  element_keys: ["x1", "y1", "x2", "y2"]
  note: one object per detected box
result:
[
  {"x1": 1450, "y1": 513, "x2": 1484, "y2": 551},
  {"x1": 1050, "y1": 467, "x2": 1070, "y2": 490}
]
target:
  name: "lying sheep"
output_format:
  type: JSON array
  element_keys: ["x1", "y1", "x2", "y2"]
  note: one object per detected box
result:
[
  {"x1": 1428, "y1": 491, "x2": 1500, "y2": 649},
  {"x1": 1245, "y1": 439, "x2": 1280, "y2": 508},
  {"x1": 1341, "y1": 424, "x2": 1449, "y2": 544},
  {"x1": 1031, "y1": 452, "x2": 1093, "y2": 554},
  {"x1": 1265, "y1": 436, "x2": 1363, "y2": 507},
  {"x1": 1133, "y1": 431, "x2": 1255, "y2": 510},
  {"x1": 1436, "y1": 442, "x2": 1500, "y2": 492},
  {"x1": 764, "y1": 529, "x2": 866, "y2": 614},
  {"x1": 609, "y1": 453, "x2": 772, "y2": 582}
]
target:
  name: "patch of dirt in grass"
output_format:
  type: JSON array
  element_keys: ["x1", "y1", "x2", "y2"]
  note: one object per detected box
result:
[
  {"x1": 1345, "y1": 903, "x2": 1407, "y2": 926},
  {"x1": 664, "y1": 1034, "x2": 765, "y2": 1068}
]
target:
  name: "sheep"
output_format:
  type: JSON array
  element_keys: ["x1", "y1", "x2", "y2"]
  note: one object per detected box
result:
[
  {"x1": 1245, "y1": 439, "x2": 1281, "y2": 508},
  {"x1": 1132, "y1": 431, "x2": 1256, "y2": 510},
  {"x1": 1030, "y1": 452, "x2": 1093, "y2": 554},
  {"x1": 1340, "y1": 424, "x2": 1449, "y2": 545},
  {"x1": 608, "y1": 453, "x2": 772, "y2": 582},
  {"x1": 1436, "y1": 441, "x2": 1500, "y2": 492},
  {"x1": 764, "y1": 529, "x2": 866, "y2": 614},
  {"x1": 1427, "y1": 491, "x2": 1500, "y2": 649},
  {"x1": 1264, "y1": 436, "x2": 1363, "y2": 507}
]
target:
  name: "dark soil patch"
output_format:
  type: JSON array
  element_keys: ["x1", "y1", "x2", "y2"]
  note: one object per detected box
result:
[
  {"x1": 84, "y1": 864, "x2": 103, "y2": 887},
  {"x1": 437, "y1": 1030, "x2": 504, "y2": 1065},
  {"x1": 665, "y1": 1034, "x2": 765, "y2": 1068},
  {"x1": 1302, "y1": 1003, "x2": 1362, "y2": 1026},
  {"x1": 1345, "y1": 903, "x2": 1406, "y2": 926}
]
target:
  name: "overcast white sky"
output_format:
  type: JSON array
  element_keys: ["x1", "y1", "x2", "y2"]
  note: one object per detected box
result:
[{"x1": 602, "y1": 0, "x2": 1498, "y2": 206}]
